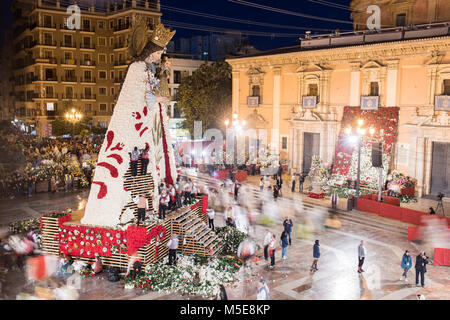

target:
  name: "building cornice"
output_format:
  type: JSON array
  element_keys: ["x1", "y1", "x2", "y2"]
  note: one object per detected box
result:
[{"x1": 226, "y1": 36, "x2": 450, "y2": 69}]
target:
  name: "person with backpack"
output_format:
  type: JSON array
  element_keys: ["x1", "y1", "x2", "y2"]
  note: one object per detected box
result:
[{"x1": 400, "y1": 250, "x2": 413, "y2": 282}]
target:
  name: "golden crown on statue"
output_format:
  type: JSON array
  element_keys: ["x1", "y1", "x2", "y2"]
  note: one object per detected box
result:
[
  {"x1": 150, "y1": 23, "x2": 176, "y2": 48},
  {"x1": 128, "y1": 17, "x2": 176, "y2": 58}
]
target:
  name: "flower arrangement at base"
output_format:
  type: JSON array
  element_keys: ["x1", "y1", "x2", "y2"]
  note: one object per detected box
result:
[
  {"x1": 121, "y1": 254, "x2": 242, "y2": 297},
  {"x1": 9, "y1": 218, "x2": 41, "y2": 234},
  {"x1": 78, "y1": 264, "x2": 95, "y2": 278},
  {"x1": 214, "y1": 226, "x2": 247, "y2": 256},
  {"x1": 398, "y1": 195, "x2": 418, "y2": 204}
]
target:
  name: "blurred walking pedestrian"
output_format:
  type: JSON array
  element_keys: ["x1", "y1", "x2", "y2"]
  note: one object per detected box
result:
[
  {"x1": 263, "y1": 229, "x2": 272, "y2": 261},
  {"x1": 269, "y1": 234, "x2": 276, "y2": 269},
  {"x1": 283, "y1": 216, "x2": 294, "y2": 246},
  {"x1": 280, "y1": 231, "x2": 289, "y2": 260},
  {"x1": 358, "y1": 240, "x2": 366, "y2": 273},
  {"x1": 256, "y1": 279, "x2": 270, "y2": 300},
  {"x1": 310, "y1": 240, "x2": 320, "y2": 272}
]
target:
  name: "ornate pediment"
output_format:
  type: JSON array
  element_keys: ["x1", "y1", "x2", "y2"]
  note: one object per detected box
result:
[
  {"x1": 296, "y1": 63, "x2": 326, "y2": 73},
  {"x1": 291, "y1": 108, "x2": 322, "y2": 121},
  {"x1": 247, "y1": 66, "x2": 264, "y2": 76},
  {"x1": 426, "y1": 50, "x2": 445, "y2": 65},
  {"x1": 361, "y1": 60, "x2": 384, "y2": 69}
]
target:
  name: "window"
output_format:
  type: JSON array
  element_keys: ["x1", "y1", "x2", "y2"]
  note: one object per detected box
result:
[
  {"x1": 110, "y1": 54, "x2": 114, "y2": 63},
  {"x1": 281, "y1": 136, "x2": 288, "y2": 150},
  {"x1": 65, "y1": 87, "x2": 73, "y2": 99},
  {"x1": 84, "y1": 70, "x2": 92, "y2": 80},
  {"x1": 43, "y1": 33, "x2": 53, "y2": 45},
  {"x1": 99, "y1": 54, "x2": 106, "y2": 63},
  {"x1": 85, "y1": 104, "x2": 92, "y2": 112},
  {"x1": 45, "y1": 86, "x2": 53, "y2": 97},
  {"x1": 84, "y1": 87, "x2": 92, "y2": 98},
  {"x1": 44, "y1": 50, "x2": 53, "y2": 58},
  {"x1": 110, "y1": 71, "x2": 115, "y2": 79},
  {"x1": 83, "y1": 53, "x2": 91, "y2": 62},
  {"x1": 99, "y1": 103, "x2": 107, "y2": 111},
  {"x1": 98, "y1": 37, "x2": 106, "y2": 46},
  {"x1": 110, "y1": 21, "x2": 114, "y2": 29},
  {"x1": 308, "y1": 84, "x2": 318, "y2": 96},
  {"x1": 396, "y1": 14, "x2": 407, "y2": 27},
  {"x1": 370, "y1": 82, "x2": 379, "y2": 96},
  {"x1": 43, "y1": 15, "x2": 52, "y2": 28},
  {"x1": 82, "y1": 19, "x2": 91, "y2": 30},
  {"x1": 443, "y1": 80, "x2": 450, "y2": 95},
  {"x1": 111, "y1": 87, "x2": 115, "y2": 96},
  {"x1": 252, "y1": 85, "x2": 260, "y2": 97},
  {"x1": 98, "y1": 21, "x2": 105, "y2": 29},
  {"x1": 174, "y1": 70, "x2": 182, "y2": 84},
  {"x1": 147, "y1": 17, "x2": 154, "y2": 29},
  {"x1": 99, "y1": 71, "x2": 107, "y2": 79},
  {"x1": 110, "y1": 37, "x2": 114, "y2": 47},
  {"x1": 99, "y1": 87, "x2": 107, "y2": 95},
  {"x1": 83, "y1": 36, "x2": 91, "y2": 46},
  {"x1": 64, "y1": 52, "x2": 73, "y2": 60},
  {"x1": 64, "y1": 34, "x2": 72, "y2": 46}
]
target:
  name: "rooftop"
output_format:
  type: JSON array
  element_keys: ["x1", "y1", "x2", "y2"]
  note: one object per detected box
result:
[{"x1": 229, "y1": 22, "x2": 450, "y2": 60}]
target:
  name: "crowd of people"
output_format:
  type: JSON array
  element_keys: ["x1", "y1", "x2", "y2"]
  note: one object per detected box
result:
[{"x1": 0, "y1": 124, "x2": 103, "y2": 199}]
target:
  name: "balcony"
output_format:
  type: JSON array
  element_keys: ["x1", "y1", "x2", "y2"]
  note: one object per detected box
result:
[
  {"x1": 35, "y1": 57, "x2": 58, "y2": 65},
  {"x1": 32, "y1": 40, "x2": 57, "y2": 48},
  {"x1": 60, "y1": 41, "x2": 77, "y2": 49},
  {"x1": 34, "y1": 76, "x2": 57, "y2": 82},
  {"x1": 114, "y1": 24, "x2": 131, "y2": 32},
  {"x1": 60, "y1": 58, "x2": 77, "y2": 65},
  {"x1": 80, "y1": 60, "x2": 96, "y2": 67},
  {"x1": 81, "y1": 94, "x2": 97, "y2": 100},
  {"x1": 81, "y1": 77, "x2": 96, "y2": 83},
  {"x1": 80, "y1": 26, "x2": 96, "y2": 33},
  {"x1": 114, "y1": 60, "x2": 127, "y2": 66},
  {"x1": 60, "y1": 77, "x2": 78, "y2": 83},
  {"x1": 62, "y1": 93, "x2": 77, "y2": 100},
  {"x1": 114, "y1": 43, "x2": 127, "y2": 49},
  {"x1": 114, "y1": 78, "x2": 125, "y2": 84},
  {"x1": 434, "y1": 95, "x2": 450, "y2": 111},
  {"x1": 80, "y1": 43, "x2": 96, "y2": 50},
  {"x1": 33, "y1": 23, "x2": 57, "y2": 30},
  {"x1": 360, "y1": 96, "x2": 379, "y2": 110},
  {"x1": 36, "y1": 93, "x2": 59, "y2": 99}
]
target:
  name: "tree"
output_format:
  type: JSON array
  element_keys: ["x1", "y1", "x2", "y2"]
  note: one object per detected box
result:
[{"x1": 176, "y1": 61, "x2": 232, "y2": 135}]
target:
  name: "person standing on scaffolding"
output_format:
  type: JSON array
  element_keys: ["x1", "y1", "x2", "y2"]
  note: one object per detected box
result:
[{"x1": 140, "y1": 145, "x2": 150, "y2": 175}]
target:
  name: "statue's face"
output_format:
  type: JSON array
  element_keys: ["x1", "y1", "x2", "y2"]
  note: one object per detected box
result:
[{"x1": 151, "y1": 50, "x2": 164, "y2": 63}]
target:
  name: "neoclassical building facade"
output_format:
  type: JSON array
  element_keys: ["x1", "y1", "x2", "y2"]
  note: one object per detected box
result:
[{"x1": 227, "y1": 26, "x2": 450, "y2": 197}]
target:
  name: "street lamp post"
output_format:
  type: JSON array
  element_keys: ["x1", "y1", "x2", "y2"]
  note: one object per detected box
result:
[
  {"x1": 224, "y1": 114, "x2": 246, "y2": 172},
  {"x1": 65, "y1": 108, "x2": 82, "y2": 137},
  {"x1": 345, "y1": 120, "x2": 379, "y2": 204}
]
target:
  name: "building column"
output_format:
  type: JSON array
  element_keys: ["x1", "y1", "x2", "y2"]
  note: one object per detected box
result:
[
  {"x1": 415, "y1": 136, "x2": 426, "y2": 197},
  {"x1": 350, "y1": 62, "x2": 361, "y2": 107},
  {"x1": 426, "y1": 66, "x2": 438, "y2": 108},
  {"x1": 272, "y1": 66, "x2": 282, "y2": 153},
  {"x1": 288, "y1": 126, "x2": 294, "y2": 171},
  {"x1": 386, "y1": 60, "x2": 399, "y2": 107},
  {"x1": 424, "y1": 137, "x2": 433, "y2": 195},
  {"x1": 232, "y1": 70, "x2": 240, "y2": 115}
]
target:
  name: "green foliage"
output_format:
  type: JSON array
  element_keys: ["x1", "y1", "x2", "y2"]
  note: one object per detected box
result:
[
  {"x1": 214, "y1": 226, "x2": 247, "y2": 256},
  {"x1": 176, "y1": 62, "x2": 232, "y2": 134}
]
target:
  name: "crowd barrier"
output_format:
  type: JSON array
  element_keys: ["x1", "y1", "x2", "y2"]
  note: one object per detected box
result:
[{"x1": 433, "y1": 248, "x2": 450, "y2": 266}]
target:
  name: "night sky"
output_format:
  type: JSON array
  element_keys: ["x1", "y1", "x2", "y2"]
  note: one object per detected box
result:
[{"x1": 0, "y1": 0, "x2": 355, "y2": 51}]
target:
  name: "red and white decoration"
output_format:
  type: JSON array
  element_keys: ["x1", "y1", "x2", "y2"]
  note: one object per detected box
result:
[{"x1": 82, "y1": 61, "x2": 177, "y2": 227}]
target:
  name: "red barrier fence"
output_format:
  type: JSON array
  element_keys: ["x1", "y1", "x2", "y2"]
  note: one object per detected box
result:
[{"x1": 433, "y1": 248, "x2": 450, "y2": 266}]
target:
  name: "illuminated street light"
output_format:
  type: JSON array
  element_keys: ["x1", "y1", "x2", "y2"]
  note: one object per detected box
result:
[
  {"x1": 224, "y1": 114, "x2": 246, "y2": 172},
  {"x1": 65, "y1": 109, "x2": 83, "y2": 137},
  {"x1": 345, "y1": 118, "x2": 381, "y2": 203}
]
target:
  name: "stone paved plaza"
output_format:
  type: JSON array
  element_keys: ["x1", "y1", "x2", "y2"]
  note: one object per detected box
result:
[{"x1": 0, "y1": 172, "x2": 449, "y2": 300}]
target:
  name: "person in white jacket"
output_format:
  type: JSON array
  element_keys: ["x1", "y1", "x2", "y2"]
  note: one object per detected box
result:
[{"x1": 262, "y1": 229, "x2": 272, "y2": 261}]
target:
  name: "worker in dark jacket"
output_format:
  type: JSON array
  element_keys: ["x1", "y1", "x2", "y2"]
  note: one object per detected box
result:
[
  {"x1": 415, "y1": 251, "x2": 429, "y2": 288},
  {"x1": 310, "y1": 240, "x2": 320, "y2": 272}
]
